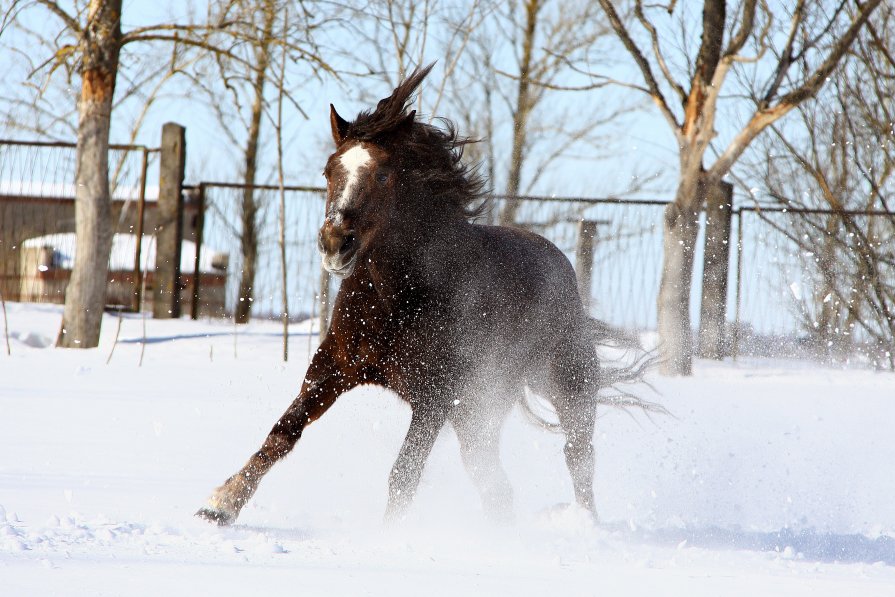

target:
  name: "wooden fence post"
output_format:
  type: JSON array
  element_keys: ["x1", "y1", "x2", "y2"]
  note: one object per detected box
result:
[
  {"x1": 190, "y1": 184, "x2": 205, "y2": 320},
  {"x1": 575, "y1": 220, "x2": 602, "y2": 313},
  {"x1": 132, "y1": 147, "x2": 149, "y2": 312},
  {"x1": 153, "y1": 122, "x2": 186, "y2": 319},
  {"x1": 318, "y1": 266, "x2": 331, "y2": 340},
  {"x1": 697, "y1": 179, "x2": 734, "y2": 359}
]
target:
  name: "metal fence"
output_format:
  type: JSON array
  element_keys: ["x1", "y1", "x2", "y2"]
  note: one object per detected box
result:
[
  {"x1": 733, "y1": 206, "x2": 895, "y2": 366},
  {"x1": 0, "y1": 140, "x2": 158, "y2": 306},
  {"x1": 193, "y1": 189, "x2": 671, "y2": 336},
  {"x1": 197, "y1": 182, "x2": 327, "y2": 324},
  {"x1": 2, "y1": 136, "x2": 893, "y2": 366},
  {"x1": 487, "y1": 196, "x2": 668, "y2": 330}
]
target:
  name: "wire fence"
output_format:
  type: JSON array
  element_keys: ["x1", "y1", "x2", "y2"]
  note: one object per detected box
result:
[
  {"x1": 0, "y1": 140, "x2": 159, "y2": 305},
  {"x1": 487, "y1": 196, "x2": 668, "y2": 330},
  {"x1": 195, "y1": 190, "x2": 671, "y2": 336},
  {"x1": 2, "y1": 135, "x2": 894, "y2": 367},
  {"x1": 198, "y1": 182, "x2": 327, "y2": 323},
  {"x1": 734, "y1": 206, "x2": 895, "y2": 367}
]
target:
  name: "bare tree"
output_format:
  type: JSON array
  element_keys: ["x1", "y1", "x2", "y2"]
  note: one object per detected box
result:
[
  {"x1": 340, "y1": 0, "x2": 489, "y2": 119},
  {"x1": 185, "y1": 0, "x2": 333, "y2": 323},
  {"x1": 596, "y1": 0, "x2": 885, "y2": 374},
  {"x1": 56, "y1": 0, "x2": 122, "y2": 348},
  {"x1": 492, "y1": 0, "x2": 627, "y2": 225},
  {"x1": 3, "y1": 0, "x2": 249, "y2": 347},
  {"x1": 752, "y1": 5, "x2": 895, "y2": 367}
]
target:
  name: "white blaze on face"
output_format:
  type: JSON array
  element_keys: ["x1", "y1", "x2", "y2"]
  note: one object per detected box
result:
[{"x1": 333, "y1": 144, "x2": 372, "y2": 224}]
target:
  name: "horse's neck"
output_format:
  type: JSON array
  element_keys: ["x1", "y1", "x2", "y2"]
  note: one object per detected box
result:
[{"x1": 365, "y1": 218, "x2": 471, "y2": 302}]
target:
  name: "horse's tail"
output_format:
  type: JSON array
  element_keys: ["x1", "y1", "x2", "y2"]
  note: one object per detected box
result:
[
  {"x1": 521, "y1": 318, "x2": 666, "y2": 431},
  {"x1": 586, "y1": 317, "x2": 667, "y2": 415}
]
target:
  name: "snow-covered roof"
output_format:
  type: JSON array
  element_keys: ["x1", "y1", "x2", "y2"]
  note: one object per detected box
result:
[{"x1": 22, "y1": 233, "x2": 226, "y2": 274}]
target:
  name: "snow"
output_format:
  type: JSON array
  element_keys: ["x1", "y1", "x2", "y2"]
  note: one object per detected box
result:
[
  {"x1": 2, "y1": 302, "x2": 895, "y2": 595},
  {"x1": 22, "y1": 233, "x2": 226, "y2": 273}
]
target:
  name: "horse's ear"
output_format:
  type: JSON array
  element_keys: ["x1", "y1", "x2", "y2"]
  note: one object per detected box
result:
[
  {"x1": 393, "y1": 109, "x2": 416, "y2": 138},
  {"x1": 330, "y1": 104, "x2": 349, "y2": 145}
]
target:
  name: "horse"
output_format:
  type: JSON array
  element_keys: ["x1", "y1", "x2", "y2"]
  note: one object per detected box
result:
[{"x1": 197, "y1": 64, "x2": 655, "y2": 526}]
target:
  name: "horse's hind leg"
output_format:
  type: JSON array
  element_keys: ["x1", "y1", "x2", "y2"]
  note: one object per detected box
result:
[
  {"x1": 549, "y1": 341, "x2": 599, "y2": 516},
  {"x1": 552, "y1": 394, "x2": 597, "y2": 515},
  {"x1": 197, "y1": 347, "x2": 351, "y2": 525},
  {"x1": 452, "y1": 406, "x2": 514, "y2": 523}
]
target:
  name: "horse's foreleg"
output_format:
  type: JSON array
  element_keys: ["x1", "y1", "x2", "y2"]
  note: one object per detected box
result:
[
  {"x1": 384, "y1": 408, "x2": 446, "y2": 522},
  {"x1": 197, "y1": 349, "x2": 349, "y2": 526}
]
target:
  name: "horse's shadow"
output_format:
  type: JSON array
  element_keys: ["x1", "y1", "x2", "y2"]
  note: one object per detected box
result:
[{"x1": 605, "y1": 522, "x2": 895, "y2": 566}]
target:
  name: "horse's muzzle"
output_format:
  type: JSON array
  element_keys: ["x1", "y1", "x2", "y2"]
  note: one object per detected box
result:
[{"x1": 319, "y1": 221, "x2": 358, "y2": 277}]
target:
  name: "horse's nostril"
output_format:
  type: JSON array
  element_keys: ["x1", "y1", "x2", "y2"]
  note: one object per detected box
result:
[{"x1": 339, "y1": 234, "x2": 356, "y2": 255}]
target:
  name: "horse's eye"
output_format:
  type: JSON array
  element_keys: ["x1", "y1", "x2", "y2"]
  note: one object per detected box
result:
[{"x1": 376, "y1": 171, "x2": 388, "y2": 184}]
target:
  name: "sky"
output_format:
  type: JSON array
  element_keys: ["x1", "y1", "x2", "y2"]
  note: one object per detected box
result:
[{"x1": 1, "y1": 0, "x2": 882, "y2": 342}]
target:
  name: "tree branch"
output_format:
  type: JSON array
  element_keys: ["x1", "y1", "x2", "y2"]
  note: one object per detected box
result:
[
  {"x1": 596, "y1": 0, "x2": 680, "y2": 130},
  {"x1": 774, "y1": 0, "x2": 884, "y2": 109},
  {"x1": 634, "y1": 0, "x2": 686, "y2": 104},
  {"x1": 723, "y1": 0, "x2": 758, "y2": 58},
  {"x1": 36, "y1": 0, "x2": 79, "y2": 33}
]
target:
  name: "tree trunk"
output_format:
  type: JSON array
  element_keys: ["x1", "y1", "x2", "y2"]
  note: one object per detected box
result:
[
  {"x1": 575, "y1": 220, "x2": 599, "y2": 313},
  {"x1": 697, "y1": 179, "x2": 733, "y2": 359},
  {"x1": 57, "y1": 0, "x2": 122, "y2": 348},
  {"x1": 657, "y1": 182, "x2": 702, "y2": 375},
  {"x1": 499, "y1": 0, "x2": 539, "y2": 227},
  {"x1": 234, "y1": 7, "x2": 275, "y2": 324}
]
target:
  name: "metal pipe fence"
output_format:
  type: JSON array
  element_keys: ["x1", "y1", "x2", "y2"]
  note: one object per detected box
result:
[
  {"x1": 195, "y1": 191, "x2": 672, "y2": 336},
  {"x1": 732, "y1": 206, "x2": 895, "y2": 367},
  {"x1": 196, "y1": 182, "x2": 328, "y2": 325},
  {"x1": 2, "y1": 136, "x2": 893, "y2": 367},
  {"x1": 0, "y1": 140, "x2": 159, "y2": 306}
]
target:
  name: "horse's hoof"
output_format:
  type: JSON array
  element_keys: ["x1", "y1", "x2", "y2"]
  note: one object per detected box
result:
[{"x1": 195, "y1": 507, "x2": 235, "y2": 526}]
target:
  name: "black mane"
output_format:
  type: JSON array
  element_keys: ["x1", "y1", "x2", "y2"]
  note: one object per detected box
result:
[{"x1": 345, "y1": 64, "x2": 487, "y2": 219}]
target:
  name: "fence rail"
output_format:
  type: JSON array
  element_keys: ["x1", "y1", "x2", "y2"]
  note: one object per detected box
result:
[
  {"x1": 3, "y1": 137, "x2": 894, "y2": 367},
  {"x1": 732, "y1": 205, "x2": 895, "y2": 367}
]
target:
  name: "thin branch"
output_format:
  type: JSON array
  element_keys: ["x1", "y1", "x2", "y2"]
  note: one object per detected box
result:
[
  {"x1": 596, "y1": 0, "x2": 680, "y2": 130},
  {"x1": 723, "y1": 0, "x2": 758, "y2": 58},
  {"x1": 35, "y1": 0, "x2": 79, "y2": 33},
  {"x1": 634, "y1": 0, "x2": 686, "y2": 104}
]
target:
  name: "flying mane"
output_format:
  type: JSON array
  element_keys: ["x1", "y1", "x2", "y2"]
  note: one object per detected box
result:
[{"x1": 343, "y1": 64, "x2": 487, "y2": 219}]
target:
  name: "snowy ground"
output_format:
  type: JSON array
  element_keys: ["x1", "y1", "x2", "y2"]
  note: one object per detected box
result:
[{"x1": 2, "y1": 302, "x2": 894, "y2": 596}]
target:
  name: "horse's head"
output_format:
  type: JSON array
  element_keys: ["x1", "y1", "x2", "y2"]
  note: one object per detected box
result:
[
  {"x1": 318, "y1": 64, "x2": 484, "y2": 278},
  {"x1": 318, "y1": 105, "x2": 414, "y2": 278}
]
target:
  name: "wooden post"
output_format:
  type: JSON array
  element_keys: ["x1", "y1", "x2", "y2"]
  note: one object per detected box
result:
[
  {"x1": 153, "y1": 123, "x2": 186, "y2": 319},
  {"x1": 190, "y1": 184, "x2": 205, "y2": 320},
  {"x1": 732, "y1": 208, "x2": 744, "y2": 360},
  {"x1": 132, "y1": 147, "x2": 149, "y2": 312},
  {"x1": 697, "y1": 179, "x2": 734, "y2": 359},
  {"x1": 574, "y1": 220, "x2": 605, "y2": 314},
  {"x1": 318, "y1": 266, "x2": 331, "y2": 341}
]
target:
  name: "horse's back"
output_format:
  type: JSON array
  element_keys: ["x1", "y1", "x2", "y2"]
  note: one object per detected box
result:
[{"x1": 453, "y1": 223, "x2": 587, "y2": 355}]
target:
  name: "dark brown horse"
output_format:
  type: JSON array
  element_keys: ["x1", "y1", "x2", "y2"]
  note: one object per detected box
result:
[{"x1": 197, "y1": 65, "x2": 654, "y2": 526}]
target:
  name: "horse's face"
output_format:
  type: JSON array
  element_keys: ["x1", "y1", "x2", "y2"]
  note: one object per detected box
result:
[{"x1": 319, "y1": 106, "x2": 407, "y2": 278}]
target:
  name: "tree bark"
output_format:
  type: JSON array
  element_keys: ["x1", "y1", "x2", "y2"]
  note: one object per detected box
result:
[
  {"x1": 697, "y1": 179, "x2": 733, "y2": 359},
  {"x1": 57, "y1": 0, "x2": 122, "y2": 348},
  {"x1": 657, "y1": 176, "x2": 703, "y2": 375},
  {"x1": 234, "y1": 5, "x2": 276, "y2": 324},
  {"x1": 499, "y1": 0, "x2": 539, "y2": 227}
]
